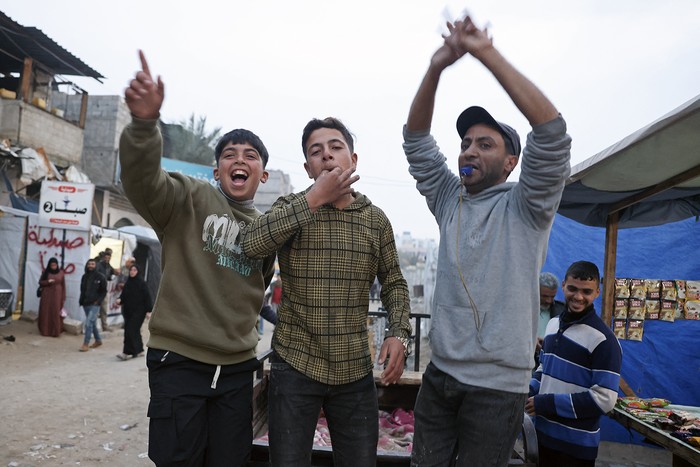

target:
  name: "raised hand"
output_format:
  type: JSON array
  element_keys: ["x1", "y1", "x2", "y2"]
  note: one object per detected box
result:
[
  {"x1": 444, "y1": 16, "x2": 493, "y2": 59},
  {"x1": 124, "y1": 50, "x2": 165, "y2": 120},
  {"x1": 430, "y1": 40, "x2": 461, "y2": 72}
]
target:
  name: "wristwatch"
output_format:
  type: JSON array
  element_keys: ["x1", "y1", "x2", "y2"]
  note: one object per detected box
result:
[{"x1": 396, "y1": 336, "x2": 412, "y2": 358}]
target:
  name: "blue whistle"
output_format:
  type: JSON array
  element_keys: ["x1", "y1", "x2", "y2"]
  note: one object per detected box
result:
[{"x1": 460, "y1": 166, "x2": 473, "y2": 176}]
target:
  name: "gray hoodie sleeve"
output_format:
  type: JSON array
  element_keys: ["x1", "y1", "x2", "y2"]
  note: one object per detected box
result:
[
  {"x1": 402, "y1": 126, "x2": 462, "y2": 225},
  {"x1": 511, "y1": 115, "x2": 572, "y2": 231}
]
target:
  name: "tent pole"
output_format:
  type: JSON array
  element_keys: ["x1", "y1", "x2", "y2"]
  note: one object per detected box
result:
[
  {"x1": 602, "y1": 211, "x2": 619, "y2": 327},
  {"x1": 603, "y1": 210, "x2": 636, "y2": 397}
]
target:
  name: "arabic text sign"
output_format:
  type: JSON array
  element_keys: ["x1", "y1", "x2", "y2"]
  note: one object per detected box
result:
[{"x1": 39, "y1": 181, "x2": 95, "y2": 231}]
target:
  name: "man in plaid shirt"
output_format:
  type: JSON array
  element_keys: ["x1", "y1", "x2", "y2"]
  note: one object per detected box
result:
[{"x1": 242, "y1": 117, "x2": 412, "y2": 467}]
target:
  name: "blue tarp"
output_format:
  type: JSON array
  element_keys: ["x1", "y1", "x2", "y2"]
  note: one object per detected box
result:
[{"x1": 543, "y1": 213, "x2": 700, "y2": 443}]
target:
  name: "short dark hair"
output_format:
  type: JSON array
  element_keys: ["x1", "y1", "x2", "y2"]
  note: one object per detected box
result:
[
  {"x1": 214, "y1": 129, "x2": 269, "y2": 167},
  {"x1": 301, "y1": 117, "x2": 355, "y2": 158},
  {"x1": 564, "y1": 261, "x2": 600, "y2": 284}
]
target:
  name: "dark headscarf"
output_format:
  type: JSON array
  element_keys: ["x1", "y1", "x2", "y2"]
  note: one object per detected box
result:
[
  {"x1": 40, "y1": 257, "x2": 60, "y2": 281},
  {"x1": 126, "y1": 264, "x2": 143, "y2": 282}
]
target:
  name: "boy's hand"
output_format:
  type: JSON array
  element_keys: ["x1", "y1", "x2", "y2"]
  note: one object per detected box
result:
[
  {"x1": 525, "y1": 396, "x2": 536, "y2": 416},
  {"x1": 378, "y1": 337, "x2": 406, "y2": 385},
  {"x1": 124, "y1": 50, "x2": 165, "y2": 120},
  {"x1": 306, "y1": 167, "x2": 359, "y2": 212}
]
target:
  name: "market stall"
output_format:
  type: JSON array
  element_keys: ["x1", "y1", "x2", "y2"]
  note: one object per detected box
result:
[{"x1": 543, "y1": 94, "x2": 700, "y2": 448}]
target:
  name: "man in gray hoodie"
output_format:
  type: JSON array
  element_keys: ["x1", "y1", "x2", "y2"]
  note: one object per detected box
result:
[{"x1": 402, "y1": 15, "x2": 571, "y2": 466}]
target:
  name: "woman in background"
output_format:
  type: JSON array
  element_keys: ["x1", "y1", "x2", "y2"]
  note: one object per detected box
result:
[
  {"x1": 115, "y1": 264, "x2": 151, "y2": 360},
  {"x1": 38, "y1": 257, "x2": 66, "y2": 337}
]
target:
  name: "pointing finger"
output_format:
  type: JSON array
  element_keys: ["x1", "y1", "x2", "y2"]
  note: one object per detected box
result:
[{"x1": 139, "y1": 50, "x2": 152, "y2": 79}]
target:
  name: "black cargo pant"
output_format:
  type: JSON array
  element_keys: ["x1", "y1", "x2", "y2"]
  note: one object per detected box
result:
[{"x1": 146, "y1": 348, "x2": 258, "y2": 467}]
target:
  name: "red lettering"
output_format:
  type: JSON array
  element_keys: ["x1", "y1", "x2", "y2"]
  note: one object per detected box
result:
[
  {"x1": 28, "y1": 228, "x2": 85, "y2": 250},
  {"x1": 58, "y1": 186, "x2": 76, "y2": 193}
]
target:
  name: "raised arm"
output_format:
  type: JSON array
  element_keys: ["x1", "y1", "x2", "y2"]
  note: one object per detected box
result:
[{"x1": 447, "y1": 17, "x2": 558, "y2": 126}]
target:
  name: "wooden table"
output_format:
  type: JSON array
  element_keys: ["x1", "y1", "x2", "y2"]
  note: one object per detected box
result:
[{"x1": 608, "y1": 404, "x2": 700, "y2": 467}]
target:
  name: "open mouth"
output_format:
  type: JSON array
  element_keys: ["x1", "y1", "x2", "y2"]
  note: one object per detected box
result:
[{"x1": 231, "y1": 170, "x2": 249, "y2": 186}]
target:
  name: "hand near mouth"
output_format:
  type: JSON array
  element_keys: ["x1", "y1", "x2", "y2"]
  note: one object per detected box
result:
[{"x1": 306, "y1": 167, "x2": 359, "y2": 212}]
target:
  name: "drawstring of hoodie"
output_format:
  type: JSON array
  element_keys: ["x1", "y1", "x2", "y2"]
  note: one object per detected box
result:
[
  {"x1": 211, "y1": 365, "x2": 221, "y2": 389},
  {"x1": 159, "y1": 350, "x2": 222, "y2": 389},
  {"x1": 456, "y1": 187, "x2": 484, "y2": 345}
]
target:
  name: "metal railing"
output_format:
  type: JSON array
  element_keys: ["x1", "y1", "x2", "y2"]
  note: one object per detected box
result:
[{"x1": 369, "y1": 307, "x2": 430, "y2": 372}]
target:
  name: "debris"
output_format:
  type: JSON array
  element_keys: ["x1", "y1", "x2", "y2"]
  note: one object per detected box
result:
[{"x1": 120, "y1": 423, "x2": 138, "y2": 431}]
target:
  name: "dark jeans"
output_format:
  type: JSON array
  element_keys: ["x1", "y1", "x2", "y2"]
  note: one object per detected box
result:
[
  {"x1": 268, "y1": 354, "x2": 378, "y2": 467},
  {"x1": 539, "y1": 445, "x2": 595, "y2": 467},
  {"x1": 411, "y1": 362, "x2": 527, "y2": 467},
  {"x1": 146, "y1": 348, "x2": 258, "y2": 467}
]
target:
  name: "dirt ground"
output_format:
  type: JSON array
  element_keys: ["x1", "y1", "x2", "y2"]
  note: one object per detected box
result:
[{"x1": 0, "y1": 316, "x2": 673, "y2": 467}]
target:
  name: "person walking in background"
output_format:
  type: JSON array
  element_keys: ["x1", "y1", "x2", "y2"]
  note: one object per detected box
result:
[
  {"x1": 402, "y1": 13, "x2": 571, "y2": 466},
  {"x1": 117, "y1": 256, "x2": 136, "y2": 292},
  {"x1": 527, "y1": 261, "x2": 622, "y2": 466},
  {"x1": 79, "y1": 259, "x2": 107, "y2": 352},
  {"x1": 37, "y1": 257, "x2": 66, "y2": 337},
  {"x1": 115, "y1": 264, "x2": 152, "y2": 361},
  {"x1": 119, "y1": 51, "x2": 275, "y2": 466},
  {"x1": 535, "y1": 272, "x2": 566, "y2": 369},
  {"x1": 95, "y1": 250, "x2": 116, "y2": 332}
]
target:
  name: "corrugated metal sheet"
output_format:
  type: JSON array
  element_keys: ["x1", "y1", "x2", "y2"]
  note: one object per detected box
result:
[{"x1": 0, "y1": 11, "x2": 103, "y2": 80}]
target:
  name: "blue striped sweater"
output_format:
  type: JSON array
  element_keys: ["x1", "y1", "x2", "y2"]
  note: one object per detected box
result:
[{"x1": 529, "y1": 306, "x2": 622, "y2": 460}]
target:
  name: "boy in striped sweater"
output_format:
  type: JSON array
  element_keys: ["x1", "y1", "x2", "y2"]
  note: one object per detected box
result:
[{"x1": 527, "y1": 261, "x2": 622, "y2": 467}]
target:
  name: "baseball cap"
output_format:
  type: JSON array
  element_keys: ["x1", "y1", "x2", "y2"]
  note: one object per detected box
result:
[{"x1": 456, "y1": 106, "x2": 521, "y2": 156}]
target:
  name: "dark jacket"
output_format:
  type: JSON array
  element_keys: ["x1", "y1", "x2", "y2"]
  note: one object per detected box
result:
[
  {"x1": 79, "y1": 270, "x2": 107, "y2": 306},
  {"x1": 96, "y1": 261, "x2": 115, "y2": 281},
  {"x1": 119, "y1": 277, "x2": 152, "y2": 318},
  {"x1": 549, "y1": 300, "x2": 566, "y2": 320}
]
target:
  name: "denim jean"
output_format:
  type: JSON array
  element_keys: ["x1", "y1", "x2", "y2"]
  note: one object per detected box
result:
[
  {"x1": 411, "y1": 362, "x2": 527, "y2": 467},
  {"x1": 267, "y1": 354, "x2": 378, "y2": 467},
  {"x1": 83, "y1": 305, "x2": 101, "y2": 345}
]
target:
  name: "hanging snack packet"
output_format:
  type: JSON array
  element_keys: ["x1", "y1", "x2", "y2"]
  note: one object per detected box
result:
[
  {"x1": 628, "y1": 298, "x2": 645, "y2": 320},
  {"x1": 645, "y1": 280, "x2": 661, "y2": 300},
  {"x1": 613, "y1": 319, "x2": 627, "y2": 340},
  {"x1": 613, "y1": 299, "x2": 628, "y2": 319},
  {"x1": 659, "y1": 300, "x2": 675, "y2": 322},
  {"x1": 661, "y1": 280, "x2": 677, "y2": 301},
  {"x1": 686, "y1": 281, "x2": 700, "y2": 300},
  {"x1": 644, "y1": 300, "x2": 660, "y2": 320},
  {"x1": 685, "y1": 300, "x2": 700, "y2": 320},
  {"x1": 626, "y1": 319, "x2": 644, "y2": 341},
  {"x1": 614, "y1": 278, "x2": 630, "y2": 298},
  {"x1": 629, "y1": 279, "x2": 646, "y2": 300}
]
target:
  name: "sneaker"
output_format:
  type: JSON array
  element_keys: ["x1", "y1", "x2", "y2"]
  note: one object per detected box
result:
[
  {"x1": 90, "y1": 340, "x2": 102, "y2": 348},
  {"x1": 116, "y1": 353, "x2": 129, "y2": 361},
  {"x1": 79, "y1": 343, "x2": 89, "y2": 352}
]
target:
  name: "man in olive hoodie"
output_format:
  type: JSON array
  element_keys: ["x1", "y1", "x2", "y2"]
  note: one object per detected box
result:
[{"x1": 119, "y1": 51, "x2": 275, "y2": 466}]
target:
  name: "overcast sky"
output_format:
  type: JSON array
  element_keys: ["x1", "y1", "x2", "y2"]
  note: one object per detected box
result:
[{"x1": 2, "y1": 0, "x2": 699, "y2": 239}]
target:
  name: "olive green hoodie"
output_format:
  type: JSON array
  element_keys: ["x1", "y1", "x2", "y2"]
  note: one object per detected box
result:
[{"x1": 119, "y1": 117, "x2": 275, "y2": 365}]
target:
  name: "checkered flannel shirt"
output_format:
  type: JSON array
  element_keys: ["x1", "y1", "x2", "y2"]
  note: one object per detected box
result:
[{"x1": 242, "y1": 190, "x2": 411, "y2": 385}]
